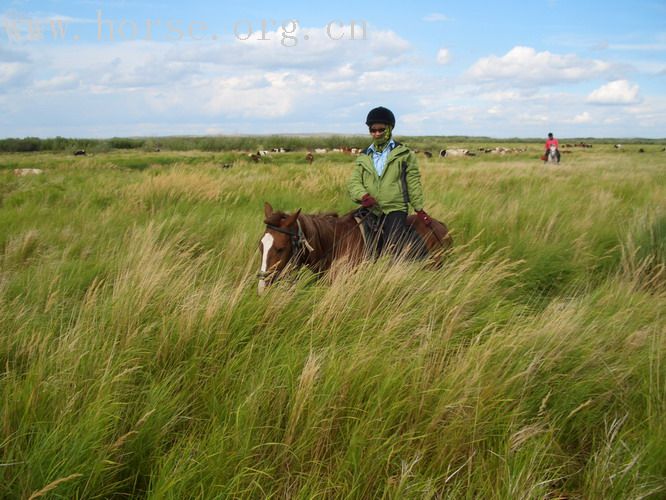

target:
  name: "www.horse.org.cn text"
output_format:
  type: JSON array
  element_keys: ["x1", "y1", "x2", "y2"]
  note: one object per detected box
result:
[{"x1": 2, "y1": 11, "x2": 368, "y2": 47}]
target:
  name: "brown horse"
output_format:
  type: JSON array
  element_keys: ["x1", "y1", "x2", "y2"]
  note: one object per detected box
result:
[{"x1": 257, "y1": 202, "x2": 453, "y2": 294}]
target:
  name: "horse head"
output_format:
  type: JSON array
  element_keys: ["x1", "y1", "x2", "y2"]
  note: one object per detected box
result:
[
  {"x1": 257, "y1": 202, "x2": 301, "y2": 294},
  {"x1": 548, "y1": 145, "x2": 558, "y2": 162}
]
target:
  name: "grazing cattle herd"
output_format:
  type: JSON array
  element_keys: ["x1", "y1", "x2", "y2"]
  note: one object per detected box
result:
[
  {"x1": 56, "y1": 140, "x2": 664, "y2": 170},
  {"x1": 8, "y1": 142, "x2": 663, "y2": 176},
  {"x1": 224, "y1": 141, "x2": 660, "y2": 169},
  {"x1": 411, "y1": 146, "x2": 529, "y2": 158},
  {"x1": 242, "y1": 144, "x2": 536, "y2": 163}
]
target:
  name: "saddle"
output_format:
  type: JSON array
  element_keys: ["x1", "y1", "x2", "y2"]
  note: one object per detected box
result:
[{"x1": 353, "y1": 208, "x2": 429, "y2": 260}]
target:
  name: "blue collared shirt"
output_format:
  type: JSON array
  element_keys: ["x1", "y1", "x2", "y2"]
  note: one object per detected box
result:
[{"x1": 367, "y1": 139, "x2": 396, "y2": 177}]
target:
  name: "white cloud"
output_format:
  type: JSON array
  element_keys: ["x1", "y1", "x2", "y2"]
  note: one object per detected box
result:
[
  {"x1": 0, "y1": 45, "x2": 30, "y2": 63},
  {"x1": 158, "y1": 26, "x2": 413, "y2": 72},
  {"x1": 2, "y1": 24, "x2": 416, "y2": 125},
  {"x1": 571, "y1": 111, "x2": 592, "y2": 123},
  {"x1": 587, "y1": 79, "x2": 640, "y2": 105},
  {"x1": 477, "y1": 89, "x2": 538, "y2": 102},
  {"x1": 0, "y1": 61, "x2": 31, "y2": 88},
  {"x1": 357, "y1": 70, "x2": 423, "y2": 93},
  {"x1": 1, "y1": 18, "x2": 665, "y2": 138},
  {"x1": 369, "y1": 29, "x2": 413, "y2": 55},
  {"x1": 32, "y1": 73, "x2": 80, "y2": 91},
  {"x1": 622, "y1": 95, "x2": 666, "y2": 128},
  {"x1": 207, "y1": 73, "x2": 298, "y2": 118},
  {"x1": 14, "y1": 24, "x2": 407, "y2": 96},
  {"x1": 467, "y1": 46, "x2": 613, "y2": 86},
  {"x1": 423, "y1": 13, "x2": 449, "y2": 22},
  {"x1": 436, "y1": 48, "x2": 451, "y2": 65}
]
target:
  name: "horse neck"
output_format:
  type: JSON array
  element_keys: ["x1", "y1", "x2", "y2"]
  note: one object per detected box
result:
[{"x1": 297, "y1": 214, "x2": 338, "y2": 265}]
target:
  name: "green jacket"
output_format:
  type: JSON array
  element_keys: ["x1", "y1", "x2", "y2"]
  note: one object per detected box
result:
[{"x1": 347, "y1": 142, "x2": 425, "y2": 215}]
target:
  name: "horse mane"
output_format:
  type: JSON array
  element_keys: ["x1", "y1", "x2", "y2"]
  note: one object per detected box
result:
[
  {"x1": 298, "y1": 210, "x2": 358, "y2": 230},
  {"x1": 298, "y1": 213, "x2": 337, "y2": 241},
  {"x1": 264, "y1": 211, "x2": 342, "y2": 226}
]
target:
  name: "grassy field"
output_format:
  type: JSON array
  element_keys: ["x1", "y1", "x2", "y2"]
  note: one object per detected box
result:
[{"x1": 1, "y1": 141, "x2": 665, "y2": 498}]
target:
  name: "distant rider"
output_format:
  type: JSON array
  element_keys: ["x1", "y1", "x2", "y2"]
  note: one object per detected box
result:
[{"x1": 544, "y1": 132, "x2": 561, "y2": 163}]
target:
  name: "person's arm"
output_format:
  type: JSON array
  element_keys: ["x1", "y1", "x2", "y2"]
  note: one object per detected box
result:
[
  {"x1": 348, "y1": 161, "x2": 368, "y2": 203},
  {"x1": 404, "y1": 153, "x2": 425, "y2": 212}
]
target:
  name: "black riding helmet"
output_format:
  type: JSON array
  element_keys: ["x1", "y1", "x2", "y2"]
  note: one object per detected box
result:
[{"x1": 365, "y1": 107, "x2": 396, "y2": 128}]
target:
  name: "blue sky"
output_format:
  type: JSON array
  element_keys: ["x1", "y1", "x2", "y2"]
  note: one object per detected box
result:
[{"x1": 1, "y1": 0, "x2": 665, "y2": 138}]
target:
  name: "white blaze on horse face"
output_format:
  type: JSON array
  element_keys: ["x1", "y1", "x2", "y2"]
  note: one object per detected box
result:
[
  {"x1": 260, "y1": 232, "x2": 274, "y2": 273},
  {"x1": 258, "y1": 232, "x2": 274, "y2": 295}
]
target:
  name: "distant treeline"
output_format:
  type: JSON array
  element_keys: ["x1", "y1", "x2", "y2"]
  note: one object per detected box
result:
[
  {"x1": 0, "y1": 136, "x2": 371, "y2": 153},
  {"x1": 1, "y1": 135, "x2": 663, "y2": 153}
]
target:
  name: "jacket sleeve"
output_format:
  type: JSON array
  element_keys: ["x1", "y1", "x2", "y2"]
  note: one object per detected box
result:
[
  {"x1": 347, "y1": 160, "x2": 367, "y2": 203},
  {"x1": 405, "y1": 152, "x2": 425, "y2": 211}
]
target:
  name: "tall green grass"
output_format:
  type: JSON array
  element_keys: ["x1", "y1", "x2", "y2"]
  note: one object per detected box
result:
[{"x1": 1, "y1": 147, "x2": 665, "y2": 498}]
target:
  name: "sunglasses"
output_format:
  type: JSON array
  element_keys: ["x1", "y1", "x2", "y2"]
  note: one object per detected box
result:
[{"x1": 369, "y1": 127, "x2": 387, "y2": 134}]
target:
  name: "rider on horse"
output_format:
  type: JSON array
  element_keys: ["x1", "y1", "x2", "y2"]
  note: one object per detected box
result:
[
  {"x1": 347, "y1": 106, "x2": 433, "y2": 256},
  {"x1": 544, "y1": 132, "x2": 561, "y2": 163}
]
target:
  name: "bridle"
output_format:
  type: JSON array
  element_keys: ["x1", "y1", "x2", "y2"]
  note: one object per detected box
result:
[
  {"x1": 257, "y1": 221, "x2": 310, "y2": 280},
  {"x1": 266, "y1": 222, "x2": 309, "y2": 255}
]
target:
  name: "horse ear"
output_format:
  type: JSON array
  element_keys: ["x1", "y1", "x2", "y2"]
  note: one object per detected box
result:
[
  {"x1": 264, "y1": 202, "x2": 273, "y2": 218},
  {"x1": 284, "y1": 209, "x2": 301, "y2": 227}
]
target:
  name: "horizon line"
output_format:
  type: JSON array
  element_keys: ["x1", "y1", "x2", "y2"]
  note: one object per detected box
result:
[{"x1": 2, "y1": 133, "x2": 665, "y2": 141}]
